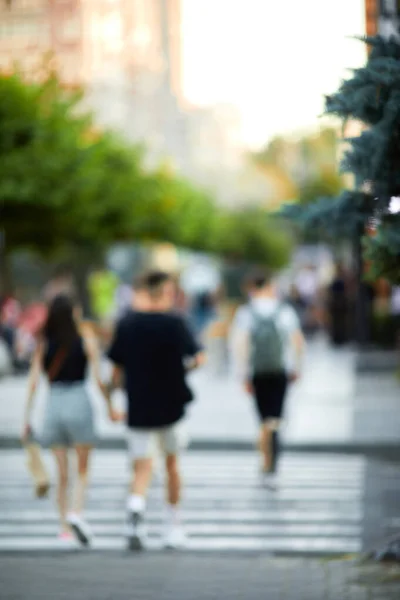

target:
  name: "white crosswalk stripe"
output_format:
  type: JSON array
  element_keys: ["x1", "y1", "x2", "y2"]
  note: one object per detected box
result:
[{"x1": 0, "y1": 450, "x2": 365, "y2": 554}]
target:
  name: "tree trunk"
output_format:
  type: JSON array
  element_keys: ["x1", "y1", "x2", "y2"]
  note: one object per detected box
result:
[{"x1": 354, "y1": 232, "x2": 372, "y2": 347}]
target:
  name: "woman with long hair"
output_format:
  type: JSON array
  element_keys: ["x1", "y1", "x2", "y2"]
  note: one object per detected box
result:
[{"x1": 22, "y1": 294, "x2": 119, "y2": 545}]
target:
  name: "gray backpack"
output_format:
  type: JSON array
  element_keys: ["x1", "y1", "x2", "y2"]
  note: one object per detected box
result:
[{"x1": 249, "y1": 304, "x2": 285, "y2": 375}]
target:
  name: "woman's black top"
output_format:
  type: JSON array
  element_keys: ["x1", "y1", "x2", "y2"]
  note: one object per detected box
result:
[{"x1": 43, "y1": 336, "x2": 87, "y2": 383}]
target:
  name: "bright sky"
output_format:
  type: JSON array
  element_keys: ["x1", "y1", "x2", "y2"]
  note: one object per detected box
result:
[{"x1": 181, "y1": 0, "x2": 366, "y2": 149}]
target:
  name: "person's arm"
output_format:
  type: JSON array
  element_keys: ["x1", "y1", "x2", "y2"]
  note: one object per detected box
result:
[
  {"x1": 22, "y1": 340, "x2": 44, "y2": 440},
  {"x1": 104, "y1": 364, "x2": 124, "y2": 399},
  {"x1": 105, "y1": 321, "x2": 127, "y2": 420},
  {"x1": 179, "y1": 318, "x2": 207, "y2": 371},
  {"x1": 82, "y1": 329, "x2": 122, "y2": 422},
  {"x1": 185, "y1": 351, "x2": 207, "y2": 372}
]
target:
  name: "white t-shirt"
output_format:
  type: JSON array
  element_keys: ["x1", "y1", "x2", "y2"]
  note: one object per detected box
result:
[{"x1": 229, "y1": 298, "x2": 301, "y2": 377}]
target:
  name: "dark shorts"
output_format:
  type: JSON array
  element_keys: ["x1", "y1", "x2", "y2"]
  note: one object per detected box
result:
[{"x1": 252, "y1": 372, "x2": 288, "y2": 422}]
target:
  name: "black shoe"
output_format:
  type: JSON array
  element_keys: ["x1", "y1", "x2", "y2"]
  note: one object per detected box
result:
[
  {"x1": 270, "y1": 430, "x2": 279, "y2": 473},
  {"x1": 67, "y1": 513, "x2": 92, "y2": 547},
  {"x1": 126, "y1": 511, "x2": 146, "y2": 551}
]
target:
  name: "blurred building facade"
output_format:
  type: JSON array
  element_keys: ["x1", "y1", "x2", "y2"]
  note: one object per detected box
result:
[{"x1": 0, "y1": 0, "x2": 246, "y2": 202}]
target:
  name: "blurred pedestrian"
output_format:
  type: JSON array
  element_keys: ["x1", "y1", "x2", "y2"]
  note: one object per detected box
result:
[
  {"x1": 107, "y1": 271, "x2": 205, "y2": 550},
  {"x1": 0, "y1": 293, "x2": 21, "y2": 365},
  {"x1": 14, "y1": 302, "x2": 48, "y2": 370},
  {"x1": 190, "y1": 290, "x2": 216, "y2": 339},
  {"x1": 295, "y1": 265, "x2": 319, "y2": 335},
  {"x1": 230, "y1": 270, "x2": 305, "y2": 487},
  {"x1": 115, "y1": 282, "x2": 133, "y2": 320},
  {"x1": 391, "y1": 287, "x2": 400, "y2": 348},
  {"x1": 287, "y1": 284, "x2": 308, "y2": 325},
  {"x1": 171, "y1": 275, "x2": 189, "y2": 314},
  {"x1": 22, "y1": 295, "x2": 120, "y2": 546},
  {"x1": 43, "y1": 266, "x2": 76, "y2": 304},
  {"x1": 326, "y1": 263, "x2": 351, "y2": 346},
  {"x1": 88, "y1": 268, "x2": 119, "y2": 324}
]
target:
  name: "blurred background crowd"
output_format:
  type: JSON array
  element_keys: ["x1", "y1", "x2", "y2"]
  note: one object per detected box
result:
[{"x1": 1, "y1": 246, "x2": 399, "y2": 377}]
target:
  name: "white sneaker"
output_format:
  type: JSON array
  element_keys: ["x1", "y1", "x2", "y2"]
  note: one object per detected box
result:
[
  {"x1": 261, "y1": 472, "x2": 278, "y2": 490},
  {"x1": 163, "y1": 524, "x2": 187, "y2": 549},
  {"x1": 126, "y1": 511, "x2": 147, "y2": 551},
  {"x1": 67, "y1": 513, "x2": 92, "y2": 547}
]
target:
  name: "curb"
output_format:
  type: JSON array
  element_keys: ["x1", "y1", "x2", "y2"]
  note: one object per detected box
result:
[{"x1": 1, "y1": 436, "x2": 400, "y2": 458}]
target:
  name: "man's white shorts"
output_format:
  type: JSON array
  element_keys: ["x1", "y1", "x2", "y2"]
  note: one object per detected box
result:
[{"x1": 127, "y1": 421, "x2": 188, "y2": 460}]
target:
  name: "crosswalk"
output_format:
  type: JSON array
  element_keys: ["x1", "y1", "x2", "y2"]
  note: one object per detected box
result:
[{"x1": 0, "y1": 449, "x2": 365, "y2": 554}]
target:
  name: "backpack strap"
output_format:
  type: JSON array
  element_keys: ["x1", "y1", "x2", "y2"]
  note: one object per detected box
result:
[{"x1": 47, "y1": 346, "x2": 68, "y2": 382}]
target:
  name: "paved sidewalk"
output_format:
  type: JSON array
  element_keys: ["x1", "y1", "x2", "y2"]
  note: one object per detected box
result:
[
  {"x1": 0, "y1": 336, "x2": 399, "y2": 450},
  {"x1": 0, "y1": 553, "x2": 399, "y2": 600}
]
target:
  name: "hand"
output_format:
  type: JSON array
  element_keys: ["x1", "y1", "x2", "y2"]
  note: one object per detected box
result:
[
  {"x1": 244, "y1": 380, "x2": 254, "y2": 395},
  {"x1": 21, "y1": 423, "x2": 31, "y2": 443},
  {"x1": 100, "y1": 382, "x2": 112, "y2": 402},
  {"x1": 108, "y1": 407, "x2": 125, "y2": 423},
  {"x1": 288, "y1": 372, "x2": 300, "y2": 383}
]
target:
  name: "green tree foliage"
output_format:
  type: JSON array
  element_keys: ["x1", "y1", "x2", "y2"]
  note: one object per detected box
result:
[
  {"x1": 280, "y1": 36, "x2": 400, "y2": 284},
  {"x1": 253, "y1": 127, "x2": 343, "y2": 208},
  {"x1": 0, "y1": 71, "x2": 292, "y2": 272},
  {"x1": 211, "y1": 208, "x2": 291, "y2": 267},
  {"x1": 0, "y1": 72, "x2": 146, "y2": 254}
]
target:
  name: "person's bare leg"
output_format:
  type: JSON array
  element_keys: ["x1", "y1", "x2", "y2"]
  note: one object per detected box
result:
[
  {"x1": 72, "y1": 445, "x2": 92, "y2": 515},
  {"x1": 165, "y1": 454, "x2": 181, "y2": 505},
  {"x1": 52, "y1": 448, "x2": 69, "y2": 533},
  {"x1": 126, "y1": 458, "x2": 153, "y2": 550},
  {"x1": 164, "y1": 453, "x2": 185, "y2": 547},
  {"x1": 259, "y1": 424, "x2": 273, "y2": 472},
  {"x1": 130, "y1": 458, "x2": 153, "y2": 497},
  {"x1": 259, "y1": 419, "x2": 281, "y2": 473},
  {"x1": 259, "y1": 418, "x2": 280, "y2": 473}
]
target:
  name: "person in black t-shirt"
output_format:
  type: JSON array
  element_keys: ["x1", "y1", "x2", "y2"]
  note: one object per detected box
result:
[{"x1": 107, "y1": 271, "x2": 205, "y2": 550}]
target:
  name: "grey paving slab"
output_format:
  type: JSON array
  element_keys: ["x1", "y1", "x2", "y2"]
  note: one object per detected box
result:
[
  {"x1": 363, "y1": 459, "x2": 400, "y2": 552},
  {"x1": 0, "y1": 554, "x2": 399, "y2": 600}
]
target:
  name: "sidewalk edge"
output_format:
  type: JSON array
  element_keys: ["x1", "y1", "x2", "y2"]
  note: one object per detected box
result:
[{"x1": 1, "y1": 435, "x2": 400, "y2": 457}]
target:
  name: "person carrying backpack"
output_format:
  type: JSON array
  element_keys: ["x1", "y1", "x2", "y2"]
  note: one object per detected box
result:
[{"x1": 230, "y1": 270, "x2": 305, "y2": 487}]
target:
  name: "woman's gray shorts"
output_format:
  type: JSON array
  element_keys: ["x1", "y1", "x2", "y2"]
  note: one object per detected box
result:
[{"x1": 41, "y1": 383, "x2": 96, "y2": 448}]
